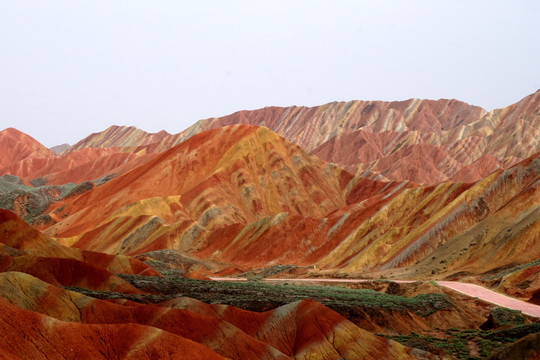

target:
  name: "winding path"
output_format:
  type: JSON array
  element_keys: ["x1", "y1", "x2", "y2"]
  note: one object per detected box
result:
[{"x1": 209, "y1": 277, "x2": 540, "y2": 318}]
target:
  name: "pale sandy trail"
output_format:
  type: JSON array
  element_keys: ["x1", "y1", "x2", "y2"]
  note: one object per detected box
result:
[
  {"x1": 209, "y1": 277, "x2": 540, "y2": 318},
  {"x1": 209, "y1": 277, "x2": 416, "y2": 283},
  {"x1": 436, "y1": 281, "x2": 540, "y2": 318}
]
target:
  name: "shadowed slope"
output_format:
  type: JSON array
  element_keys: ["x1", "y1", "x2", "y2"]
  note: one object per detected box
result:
[{"x1": 0, "y1": 295, "x2": 224, "y2": 360}]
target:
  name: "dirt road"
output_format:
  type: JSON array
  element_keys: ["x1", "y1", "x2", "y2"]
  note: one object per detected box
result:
[
  {"x1": 437, "y1": 281, "x2": 540, "y2": 317},
  {"x1": 209, "y1": 277, "x2": 540, "y2": 318}
]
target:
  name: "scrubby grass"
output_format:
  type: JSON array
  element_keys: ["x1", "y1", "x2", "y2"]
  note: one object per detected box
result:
[
  {"x1": 383, "y1": 324, "x2": 540, "y2": 359},
  {"x1": 108, "y1": 274, "x2": 453, "y2": 316},
  {"x1": 0, "y1": 175, "x2": 77, "y2": 223},
  {"x1": 67, "y1": 274, "x2": 540, "y2": 359},
  {"x1": 489, "y1": 307, "x2": 525, "y2": 326},
  {"x1": 482, "y1": 259, "x2": 540, "y2": 280}
]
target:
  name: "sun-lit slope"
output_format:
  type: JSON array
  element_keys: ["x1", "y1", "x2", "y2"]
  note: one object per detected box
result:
[
  {"x1": 43, "y1": 125, "x2": 351, "y2": 254},
  {"x1": 192, "y1": 179, "x2": 462, "y2": 268},
  {"x1": 0, "y1": 128, "x2": 56, "y2": 177},
  {"x1": 409, "y1": 152, "x2": 540, "y2": 280},
  {"x1": 317, "y1": 152, "x2": 540, "y2": 274},
  {"x1": 311, "y1": 90, "x2": 540, "y2": 183},
  {"x1": 192, "y1": 181, "x2": 409, "y2": 267},
  {"x1": 192, "y1": 151, "x2": 539, "y2": 275},
  {"x1": 0, "y1": 209, "x2": 158, "y2": 277},
  {"x1": 0, "y1": 272, "x2": 429, "y2": 360},
  {"x1": 65, "y1": 125, "x2": 173, "y2": 153},
  {"x1": 163, "y1": 296, "x2": 429, "y2": 360},
  {"x1": 177, "y1": 98, "x2": 485, "y2": 151},
  {"x1": 2, "y1": 144, "x2": 158, "y2": 185}
]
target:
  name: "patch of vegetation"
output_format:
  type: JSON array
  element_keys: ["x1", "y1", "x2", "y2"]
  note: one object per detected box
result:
[
  {"x1": 490, "y1": 307, "x2": 525, "y2": 326},
  {"x1": 29, "y1": 177, "x2": 48, "y2": 187},
  {"x1": 237, "y1": 264, "x2": 299, "y2": 279},
  {"x1": 104, "y1": 274, "x2": 454, "y2": 316},
  {"x1": 66, "y1": 274, "x2": 540, "y2": 359},
  {"x1": 95, "y1": 174, "x2": 116, "y2": 186},
  {"x1": 382, "y1": 332, "x2": 469, "y2": 359},
  {"x1": 0, "y1": 175, "x2": 78, "y2": 223},
  {"x1": 59, "y1": 181, "x2": 94, "y2": 199},
  {"x1": 383, "y1": 325, "x2": 540, "y2": 359},
  {"x1": 482, "y1": 259, "x2": 540, "y2": 280},
  {"x1": 485, "y1": 323, "x2": 540, "y2": 342}
]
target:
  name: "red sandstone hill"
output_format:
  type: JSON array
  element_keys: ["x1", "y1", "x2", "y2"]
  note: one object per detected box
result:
[
  {"x1": 0, "y1": 271, "x2": 429, "y2": 359},
  {"x1": 65, "y1": 125, "x2": 173, "y2": 153},
  {"x1": 1, "y1": 92, "x2": 539, "y2": 294},
  {"x1": 180, "y1": 90, "x2": 538, "y2": 184},
  {"x1": 45, "y1": 90, "x2": 539, "y2": 185},
  {"x1": 40, "y1": 124, "x2": 376, "y2": 253},
  {"x1": 2, "y1": 91, "x2": 538, "y2": 187},
  {"x1": 0, "y1": 128, "x2": 55, "y2": 177},
  {"x1": 0, "y1": 125, "x2": 164, "y2": 186},
  {"x1": 0, "y1": 209, "x2": 158, "y2": 293},
  {"x1": 27, "y1": 122, "x2": 538, "y2": 297}
]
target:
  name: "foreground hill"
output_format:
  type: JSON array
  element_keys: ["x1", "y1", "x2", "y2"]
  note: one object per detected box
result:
[
  {"x1": 0, "y1": 273, "x2": 432, "y2": 359},
  {"x1": 0, "y1": 210, "x2": 432, "y2": 359}
]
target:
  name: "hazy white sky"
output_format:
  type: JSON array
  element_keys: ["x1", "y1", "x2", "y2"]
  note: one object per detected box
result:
[{"x1": 1, "y1": 1, "x2": 539, "y2": 147}]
